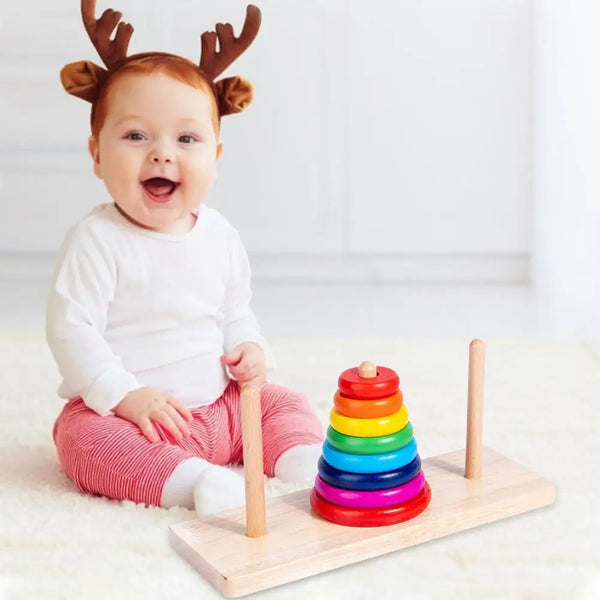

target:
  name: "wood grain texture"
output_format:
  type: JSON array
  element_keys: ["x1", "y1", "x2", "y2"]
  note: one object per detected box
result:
[
  {"x1": 169, "y1": 447, "x2": 556, "y2": 597},
  {"x1": 240, "y1": 385, "x2": 266, "y2": 538},
  {"x1": 465, "y1": 339, "x2": 485, "y2": 479}
]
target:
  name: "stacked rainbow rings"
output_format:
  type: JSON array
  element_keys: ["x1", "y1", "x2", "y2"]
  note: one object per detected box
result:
[{"x1": 310, "y1": 363, "x2": 432, "y2": 527}]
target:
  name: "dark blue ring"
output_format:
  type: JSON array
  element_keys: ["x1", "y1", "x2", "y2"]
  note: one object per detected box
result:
[{"x1": 317, "y1": 454, "x2": 422, "y2": 491}]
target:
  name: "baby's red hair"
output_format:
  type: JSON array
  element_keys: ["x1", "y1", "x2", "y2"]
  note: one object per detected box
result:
[{"x1": 90, "y1": 54, "x2": 220, "y2": 139}]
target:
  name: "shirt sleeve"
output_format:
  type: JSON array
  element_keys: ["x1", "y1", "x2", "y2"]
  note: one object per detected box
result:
[
  {"x1": 220, "y1": 230, "x2": 276, "y2": 372},
  {"x1": 45, "y1": 229, "x2": 142, "y2": 415}
]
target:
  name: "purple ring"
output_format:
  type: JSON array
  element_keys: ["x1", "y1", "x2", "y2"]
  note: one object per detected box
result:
[{"x1": 313, "y1": 470, "x2": 426, "y2": 509}]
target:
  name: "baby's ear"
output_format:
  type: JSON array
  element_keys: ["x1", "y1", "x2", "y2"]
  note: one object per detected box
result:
[
  {"x1": 88, "y1": 136, "x2": 102, "y2": 179},
  {"x1": 215, "y1": 76, "x2": 253, "y2": 116},
  {"x1": 60, "y1": 61, "x2": 108, "y2": 103}
]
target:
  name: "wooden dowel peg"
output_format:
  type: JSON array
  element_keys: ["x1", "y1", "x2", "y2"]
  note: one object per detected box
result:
[
  {"x1": 465, "y1": 339, "x2": 485, "y2": 479},
  {"x1": 241, "y1": 384, "x2": 267, "y2": 537},
  {"x1": 358, "y1": 361, "x2": 377, "y2": 378}
]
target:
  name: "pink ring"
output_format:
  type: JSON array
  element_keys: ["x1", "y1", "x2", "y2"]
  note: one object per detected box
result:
[{"x1": 313, "y1": 470, "x2": 426, "y2": 509}]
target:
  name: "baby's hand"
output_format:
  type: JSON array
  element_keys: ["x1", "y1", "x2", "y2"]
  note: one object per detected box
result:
[
  {"x1": 113, "y1": 387, "x2": 193, "y2": 443},
  {"x1": 221, "y1": 342, "x2": 267, "y2": 388}
]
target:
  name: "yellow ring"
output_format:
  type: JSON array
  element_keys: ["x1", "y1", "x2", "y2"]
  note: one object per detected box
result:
[{"x1": 330, "y1": 405, "x2": 409, "y2": 438}]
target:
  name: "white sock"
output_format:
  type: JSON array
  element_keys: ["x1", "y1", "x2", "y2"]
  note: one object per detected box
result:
[
  {"x1": 193, "y1": 464, "x2": 246, "y2": 516},
  {"x1": 160, "y1": 457, "x2": 209, "y2": 509},
  {"x1": 274, "y1": 443, "x2": 323, "y2": 484},
  {"x1": 161, "y1": 457, "x2": 246, "y2": 516}
]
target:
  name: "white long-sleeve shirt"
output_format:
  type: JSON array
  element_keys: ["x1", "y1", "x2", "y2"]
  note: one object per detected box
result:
[{"x1": 46, "y1": 202, "x2": 275, "y2": 416}]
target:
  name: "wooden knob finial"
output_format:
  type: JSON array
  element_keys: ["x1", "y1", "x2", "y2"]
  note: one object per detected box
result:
[{"x1": 358, "y1": 361, "x2": 377, "y2": 378}]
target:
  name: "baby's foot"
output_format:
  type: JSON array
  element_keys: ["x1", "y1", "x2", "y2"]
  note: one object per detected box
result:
[{"x1": 194, "y1": 464, "x2": 246, "y2": 516}]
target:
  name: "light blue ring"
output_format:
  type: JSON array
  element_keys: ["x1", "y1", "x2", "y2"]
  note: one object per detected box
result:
[{"x1": 321, "y1": 438, "x2": 418, "y2": 474}]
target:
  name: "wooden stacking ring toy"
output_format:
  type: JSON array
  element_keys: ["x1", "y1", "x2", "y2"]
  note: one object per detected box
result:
[
  {"x1": 330, "y1": 405, "x2": 409, "y2": 437},
  {"x1": 322, "y1": 439, "x2": 418, "y2": 473},
  {"x1": 310, "y1": 481, "x2": 432, "y2": 527},
  {"x1": 317, "y1": 455, "x2": 422, "y2": 491},
  {"x1": 338, "y1": 365, "x2": 400, "y2": 399},
  {"x1": 333, "y1": 390, "x2": 403, "y2": 419},
  {"x1": 314, "y1": 470, "x2": 426, "y2": 509},
  {"x1": 326, "y1": 423, "x2": 414, "y2": 455}
]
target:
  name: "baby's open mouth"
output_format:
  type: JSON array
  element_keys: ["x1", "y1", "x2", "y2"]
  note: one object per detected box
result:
[{"x1": 141, "y1": 177, "x2": 180, "y2": 203}]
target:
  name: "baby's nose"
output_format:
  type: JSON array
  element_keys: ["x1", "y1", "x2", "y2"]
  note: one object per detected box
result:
[
  {"x1": 149, "y1": 141, "x2": 174, "y2": 164},
  {"x1": 151, "y1": 153, "x2": 172, "y2": 164}
]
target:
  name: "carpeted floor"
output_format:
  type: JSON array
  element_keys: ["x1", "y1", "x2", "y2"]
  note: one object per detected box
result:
[{"x1": 1, "y1": 336, "x2": 599, "y2": 600}]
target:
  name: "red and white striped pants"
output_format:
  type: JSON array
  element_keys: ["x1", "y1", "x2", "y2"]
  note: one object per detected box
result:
[{"x1": 53, "y1": 381, "x2": 324, "y2": 507}]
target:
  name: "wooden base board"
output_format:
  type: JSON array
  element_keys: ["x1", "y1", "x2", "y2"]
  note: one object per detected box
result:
[{"x1": 169, "y1": 447, "x2": 556, "y2": 598}]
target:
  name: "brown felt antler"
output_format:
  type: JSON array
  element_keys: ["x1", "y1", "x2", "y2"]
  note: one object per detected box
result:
[
  {"x1": 199, "y1": 5, "x2": 261, "y2": 80},
  {"x1": 61, "y1": 2, "x2": 261, "y2": 116},
  {"x1": 81, "y1": 0, "x2": 134, "y2": 70}
]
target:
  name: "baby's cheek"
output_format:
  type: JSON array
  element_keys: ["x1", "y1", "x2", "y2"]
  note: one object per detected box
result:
[{"x1": 197, "y1": 150, "x2": 218, "y2": 169}]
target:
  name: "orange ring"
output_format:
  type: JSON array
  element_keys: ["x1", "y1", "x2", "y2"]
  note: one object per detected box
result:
[{"x1": 333, "y1": 390, "x2": 403, "y2": 419}]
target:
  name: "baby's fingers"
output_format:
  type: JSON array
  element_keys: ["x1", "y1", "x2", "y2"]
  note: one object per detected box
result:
[
  {"x1": 164, "y1": 404, "x2": 190, "y2": 438},
  {"x1": 239, "y1": 361, "x2": 263, "y2": 381},
  {"x1": 246, "y1": 372, "x2": 266, "y2": 389},
  {"x1": 138, "y1": 418, "x2": 159, "y2": 443},
  {"x1": 151, "y1": 410, "x2": 183, "y2": 440},
  {"x1": 167, "y1": 396, "x2": 193, "y2": 422},
  {"x1": 229, "y1": 361, "x2": 253, "y2": 380}
]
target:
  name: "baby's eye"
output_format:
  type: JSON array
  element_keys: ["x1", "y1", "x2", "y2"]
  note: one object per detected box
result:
[
  {"x1": 126, "y1": 132, "x2": 146, "y2": 141},
  {"x1": 178, "y1": 135, "x2": 198, "y2": 144}
]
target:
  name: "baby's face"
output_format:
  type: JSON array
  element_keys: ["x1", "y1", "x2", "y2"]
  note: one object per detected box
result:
[{"x1": 89, "y1": 72, "x2": 222, "y2": 233}]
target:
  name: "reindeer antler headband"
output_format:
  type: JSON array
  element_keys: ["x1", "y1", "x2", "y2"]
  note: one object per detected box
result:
[{"x1": 60, "y1": 0, "x2": 261, "y2": 117}]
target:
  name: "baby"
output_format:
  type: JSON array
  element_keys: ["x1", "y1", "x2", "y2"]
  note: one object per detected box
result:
[{"x1": 46, "y1": 2, "x2": 323, "y2": 515}]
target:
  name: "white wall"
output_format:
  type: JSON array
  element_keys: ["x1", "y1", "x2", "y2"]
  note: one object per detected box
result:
[
  {"x1": 0, "y1": 0, "x2": 532, "y2": 281},
  {"x1": 533, "y1": 0, "x2": 600, "y2": 335},
  {"x1": 343, "y1": 0, "x2": 532, "y2": 257}
]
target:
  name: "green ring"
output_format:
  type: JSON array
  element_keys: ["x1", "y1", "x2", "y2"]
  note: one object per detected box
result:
[{"x1": 327, "y1": 422, "x2": 414, "y2": 455}]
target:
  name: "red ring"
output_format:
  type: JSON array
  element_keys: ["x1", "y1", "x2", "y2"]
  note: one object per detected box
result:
[
  {"x1": 310, "y1": 481, "x2": 431, "y2": 527},
  {"x1": 338, "y1": 366, "x2": 400, "y2": 399},
  {"x1": 333, "y1": 390, "x2": 403, "y2": 419}
]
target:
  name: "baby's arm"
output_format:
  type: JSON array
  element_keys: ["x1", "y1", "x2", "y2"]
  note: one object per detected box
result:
[
  {"x1": 47, "y1": 232, "x2": 192, "y2": 440},
  {"x1": 219, "y1": 230, "x2": 276, "y2": 384},
  {"x1": 46, "y1": 230, "x2": 192, "y2": 441},
  {"x1": 46, "y1": 233, "x2": 138, "y2": 415}
]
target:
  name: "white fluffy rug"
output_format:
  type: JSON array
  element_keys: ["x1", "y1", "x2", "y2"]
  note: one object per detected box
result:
[{"x1": 1, "y1": 336, "x2": 599, "y2": 600}]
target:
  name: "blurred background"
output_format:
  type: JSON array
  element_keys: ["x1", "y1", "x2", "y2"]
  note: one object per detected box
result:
[{"x1": 0, "y1": 0, "x2": 598, "y2": 339}]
